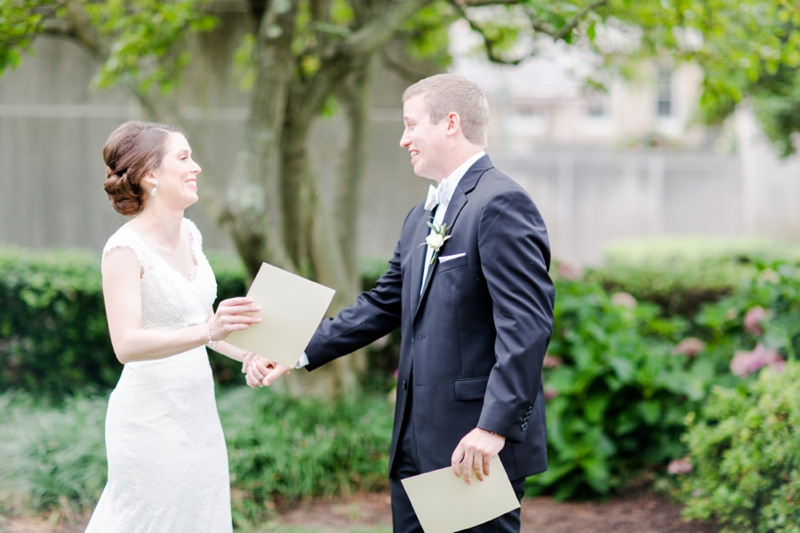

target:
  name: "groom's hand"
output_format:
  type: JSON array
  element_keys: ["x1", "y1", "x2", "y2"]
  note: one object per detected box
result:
[
  {"x1": 244, "y1": 355, "x2": 291, "y2": 388},
  {"x1": 451, "y1": 428, "x2": 506, "y2": 485}
]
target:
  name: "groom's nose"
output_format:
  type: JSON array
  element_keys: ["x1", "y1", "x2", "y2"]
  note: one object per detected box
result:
[{"x1": 400, "y1": 129, "x2": 410, "y2": 148}]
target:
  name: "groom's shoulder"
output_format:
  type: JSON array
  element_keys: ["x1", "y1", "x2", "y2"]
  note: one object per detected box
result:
[{"x1": 474, "y1": 165, "x2": 531, "y2": 202}]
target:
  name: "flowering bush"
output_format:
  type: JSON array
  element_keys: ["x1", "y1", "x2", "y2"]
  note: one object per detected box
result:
[
  {"x1": 676, "y1": 361, "x2": 800, "y2": 533},
  {"x1": 694, "y1": 261, "x2": 800, "y2": 380},
  {"x1": 530, "y1": 270, "x2": 718, "y2": 499}
]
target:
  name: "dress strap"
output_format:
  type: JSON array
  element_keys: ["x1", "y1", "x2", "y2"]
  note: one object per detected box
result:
[
  {"x1": 101, "y1": 227, "x2": 150, "y2": 275},
  {"x1": 183, "y1": 218, "x2": 203, "y2": 253}
]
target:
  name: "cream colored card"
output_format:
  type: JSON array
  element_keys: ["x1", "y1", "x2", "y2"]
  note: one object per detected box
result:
[
  {"x1": 224, "y1": 262, "x2": 335, "y2": 368},
  {"x1": 400, "y1": 456, "x2": 520, "y2": 533}
]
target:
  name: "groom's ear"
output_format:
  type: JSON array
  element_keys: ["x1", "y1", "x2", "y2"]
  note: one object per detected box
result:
[{"x1": 445, "y1": 111, "x2": 462, "y2": 137}]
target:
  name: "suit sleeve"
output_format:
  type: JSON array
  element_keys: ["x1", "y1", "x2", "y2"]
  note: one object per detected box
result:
[
  {"x1": 304, "y1": 236, "x2": 404, "y2": 371},
  {"x1": 476, "y1": 187, "x2": 555, "y2": 443}
]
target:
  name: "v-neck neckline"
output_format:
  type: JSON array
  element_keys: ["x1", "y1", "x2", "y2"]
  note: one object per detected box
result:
[{"x1": 124, "y1": 221, "x2": 199, "y2": 283}]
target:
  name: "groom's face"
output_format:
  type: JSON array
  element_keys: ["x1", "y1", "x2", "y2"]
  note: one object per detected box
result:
[{"x1": 400, "y1": 94, "x2": 448, "y2": 182}]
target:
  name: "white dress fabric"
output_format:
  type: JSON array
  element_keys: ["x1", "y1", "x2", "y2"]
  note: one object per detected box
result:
[{"x1": 86, "y1": 218, "x2": 232, "y2": 533}]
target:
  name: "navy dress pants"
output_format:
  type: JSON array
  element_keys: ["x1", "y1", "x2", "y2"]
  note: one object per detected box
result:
[{"x1": 389, "y1": 379, "x2": 526, "y2": 533}]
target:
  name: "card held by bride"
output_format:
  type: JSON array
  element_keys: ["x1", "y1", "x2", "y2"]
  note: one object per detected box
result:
[{"x1": 225, "y1": 262, "x2": 336, "y2": 368}]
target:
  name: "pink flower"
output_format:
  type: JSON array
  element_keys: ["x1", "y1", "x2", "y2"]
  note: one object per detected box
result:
[
  {"x1": 743, "y1": 306, "x2": 767, "y2": 335},
  {"x1": 730, "y1": 343, "x2": 785, "y2": 377},
  {"x1": 611, "y1": 292, "x2": 637, "y2": 308},
  {"x1": 674, "y1": 338, "x2": 706, "y2": 357},
  {"x1": 544, "y1": 389, "x2": 559, "y2": 402},
  {"x1": 543, "y1": 354, "x2": 564, "y2": 368},
  {"x1": 668, "y1": 457, "x2": 693, "y2": 475},
  {"x1": 557, "y1": 262, "x2": 584, "y2": 281}
]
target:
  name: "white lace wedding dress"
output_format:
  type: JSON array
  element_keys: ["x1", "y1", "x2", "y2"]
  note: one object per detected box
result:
[{"x1": 86, "y1": 218, "x2": 232, "y2": 533}]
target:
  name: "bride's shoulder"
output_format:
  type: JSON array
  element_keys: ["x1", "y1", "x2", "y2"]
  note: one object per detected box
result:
[{"x1": 102, "y1": 224, "x2": 145, "y2": 272}]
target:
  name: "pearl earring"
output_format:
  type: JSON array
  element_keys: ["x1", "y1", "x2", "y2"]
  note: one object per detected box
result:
[{"x1": 151, "y1": 181, "x2": 158, "y2": 196}]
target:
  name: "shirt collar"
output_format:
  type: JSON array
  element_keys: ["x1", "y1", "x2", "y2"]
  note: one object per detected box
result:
[{"x1": 436, "y1": 150, "x2": 485, "y2": 207}]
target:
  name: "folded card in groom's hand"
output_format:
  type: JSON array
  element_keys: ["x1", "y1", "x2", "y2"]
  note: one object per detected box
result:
[
  {"x1": 400, "y1": 455, "x2": 520, "y2": 533},
  {"x1": 224, "y1": 262, "x2": 335, "y2": 368}
]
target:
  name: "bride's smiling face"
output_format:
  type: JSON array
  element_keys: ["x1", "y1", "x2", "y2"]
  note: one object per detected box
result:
[{"x1": 149, "y1": 132, "x2": 201, "y2": 209}]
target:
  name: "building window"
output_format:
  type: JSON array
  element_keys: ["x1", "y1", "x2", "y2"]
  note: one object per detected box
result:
[
  {"x1": 657, "y1": 67, "x2": 672, "y2": 117},
  {"x1": 586, "y1": 95, "x2": 605, "y2": 117}
]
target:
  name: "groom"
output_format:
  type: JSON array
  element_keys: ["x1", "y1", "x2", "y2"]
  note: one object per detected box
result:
[{"x1": 261, "y1": 74, "x2": 555, "y2": 532}]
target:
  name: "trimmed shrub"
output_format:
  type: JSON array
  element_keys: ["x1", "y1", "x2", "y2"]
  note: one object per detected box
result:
[
  {"x1": 0, "y1": 246, "x2": 250, "y2": 397},
  {"x1": 0, "y1": 247, "x2": 115, "y2": 397},
  {"x1": 677, "y1": 362, "x2": 800, "y2": 533},
  {"x1": 591, "y1": 236, "x2": 800, "y2": 317}
]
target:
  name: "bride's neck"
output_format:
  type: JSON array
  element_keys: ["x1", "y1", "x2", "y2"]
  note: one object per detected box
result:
[{"x1": 132, "y1": 208, "x2": 185, "y2": 248}]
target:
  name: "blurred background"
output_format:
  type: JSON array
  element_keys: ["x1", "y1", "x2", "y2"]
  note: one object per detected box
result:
[{"x1": 2, "y1": 1, "x2": 800, "y2": 531}]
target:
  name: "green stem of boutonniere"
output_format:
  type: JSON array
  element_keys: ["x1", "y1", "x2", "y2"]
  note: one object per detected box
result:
[{"x1": 418, "y1": 218, "x2": 452, "y2": 265}]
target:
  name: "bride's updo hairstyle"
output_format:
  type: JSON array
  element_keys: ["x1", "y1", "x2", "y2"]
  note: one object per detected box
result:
[{"x1": 103, "y1": 121, "x2": 182, "y2": 215}]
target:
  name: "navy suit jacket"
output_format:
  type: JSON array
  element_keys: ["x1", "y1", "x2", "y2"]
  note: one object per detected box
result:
[{"x1": 305, "y1": 155, "x2": 555, "y2": 481}]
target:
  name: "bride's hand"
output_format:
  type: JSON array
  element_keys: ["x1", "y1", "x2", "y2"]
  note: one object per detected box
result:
[
  {"x1": 244, "y1": 354, "x2": 290, "y2": 388},
  {"x1": 208, "y1": 297, "x2": 261, "y2": 343}
]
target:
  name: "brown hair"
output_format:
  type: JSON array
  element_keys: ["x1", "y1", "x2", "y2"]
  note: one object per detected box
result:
[
  {"x1": 102, "y1": 121, "x2": 182, "y2": 215},
  {"x1": 403, "y1": 74, "x2": 489, "y2": 146}
]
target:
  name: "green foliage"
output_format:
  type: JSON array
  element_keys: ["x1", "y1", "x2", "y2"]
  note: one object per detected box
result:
[
  {"x1": 570, "y1": 0, "x2": 800, "y2": 156},
  {"x1": 751, "y1": 65, "x2": 800, "y2": 157},
  {"x1": 695, "y1": 260, "x2": 800, "y2": 375},
  {"x1": 0, "y1": 247, "x2": 118, "y2": 398},
  {"x1": 220, "y1": 388, "x2": 392, "y2": 527},
  {"x1": 677, "y1": 362, "x2": 800, "y2": 533},
  {"x1": 531, "y1": 273, "x2": 713, "y2": 499},
  {"x1": 83, "y1": 0, "x2": 217, "y2": 94},
  {"x1": 0, "y1": 392, "x2": 108, "y2": 518},
  {"x1": 0, "y1": 389, "x2": 393, "y2": 528},
  {"x1": 0, "y1": 0, "x2": 44, "y2": 75}
]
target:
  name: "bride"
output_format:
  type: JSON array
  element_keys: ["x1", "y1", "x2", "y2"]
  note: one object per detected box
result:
[{"x1": 86, "y1": 121, "x2": 287, "y2": 532}]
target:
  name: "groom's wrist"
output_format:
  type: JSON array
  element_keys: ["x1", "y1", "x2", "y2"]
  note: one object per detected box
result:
[{"x1": 295, "y1": 352, "x2": 310, "y2": 369}]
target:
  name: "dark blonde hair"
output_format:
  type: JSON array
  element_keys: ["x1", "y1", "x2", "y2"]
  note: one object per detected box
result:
[
  {"x1": 102, "y1": 121, "x2": 182, "y2": 215},
  {"x1": 403, "y1": 74, "x2": 489, "y2": 146}
]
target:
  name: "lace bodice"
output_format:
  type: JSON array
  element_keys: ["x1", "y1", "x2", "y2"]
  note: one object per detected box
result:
[{"x1": 101, "y1": 218, "x2": 217, "y2": 331}]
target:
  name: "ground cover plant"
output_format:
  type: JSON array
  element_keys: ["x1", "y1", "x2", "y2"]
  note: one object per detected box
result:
[{"x1": 0, "y1": 388, "x2": 393, "y2": 529}]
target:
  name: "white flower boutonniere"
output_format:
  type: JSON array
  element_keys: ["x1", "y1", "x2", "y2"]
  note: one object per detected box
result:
[{"x1": 419, "y1": 219, "x2": 452, "y2": 264}]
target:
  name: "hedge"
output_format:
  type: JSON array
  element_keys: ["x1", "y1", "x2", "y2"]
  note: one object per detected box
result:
[{"x1": 0, "y1": 246, "x2": 248, "y2": 397}]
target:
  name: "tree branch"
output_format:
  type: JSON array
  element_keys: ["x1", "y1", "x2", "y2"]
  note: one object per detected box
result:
[
  {"x1": 450, "y1": 1, "x2": 526, "y2": 65},
  {"x1": 457, "y1": 0, "x2": 522, "y2": 5},
  {"x1": 380, "y1": 45, "x2": 440, "y2": 82},
  {"x1": 527, "y1": 0, "x2": 607, "y2": 41},
  {"x1": 451, "y1": 0, "x2": 607, "y2": 65},
  {"x1": 336, "y1": 0, "x2": 436, "y2": 58}
]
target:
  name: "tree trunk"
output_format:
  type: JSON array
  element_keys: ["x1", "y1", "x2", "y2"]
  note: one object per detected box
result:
[{"x1": 221, "y1": 2, "x2": 299, "y2": 277}]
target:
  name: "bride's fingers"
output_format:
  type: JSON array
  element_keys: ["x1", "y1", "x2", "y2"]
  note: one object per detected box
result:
[{"x1": 241, "y1": 352, "x2": 255, "y2": 373}]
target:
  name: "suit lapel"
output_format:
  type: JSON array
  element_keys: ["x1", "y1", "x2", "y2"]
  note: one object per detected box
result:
[
  {"x1": 413, "y1": 155, "x2": 494, "y2": 320},
  {"x1": 409, "y1": 208, "x2": 434, "y2": 316}
]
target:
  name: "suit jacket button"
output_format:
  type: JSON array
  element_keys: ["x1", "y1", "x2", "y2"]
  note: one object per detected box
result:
[{"x1": 402, "y1": 380, "x2": 407, "y2": 390}]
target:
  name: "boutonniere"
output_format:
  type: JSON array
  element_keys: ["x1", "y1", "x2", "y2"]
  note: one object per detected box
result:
[{"x1": 419, "y1": 218, "x2": 452, "y2": 264}]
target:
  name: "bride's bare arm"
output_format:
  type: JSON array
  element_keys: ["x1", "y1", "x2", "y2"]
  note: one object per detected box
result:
[{"x1": 103, "y1": 247, "x2": 260, "y2": 363}]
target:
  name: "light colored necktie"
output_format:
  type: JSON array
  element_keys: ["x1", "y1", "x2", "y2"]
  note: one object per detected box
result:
[{"x1": 424, "y1": 183, "x2": 443, "y2": 211}]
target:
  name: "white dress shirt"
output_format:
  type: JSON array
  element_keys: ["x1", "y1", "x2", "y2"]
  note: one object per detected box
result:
[
  {"x1": 420, "y1": 151, "x2": 485, "y2": 294},
  {"x1": 296, "y1": 151, "x2": 485, "y2": 369}
]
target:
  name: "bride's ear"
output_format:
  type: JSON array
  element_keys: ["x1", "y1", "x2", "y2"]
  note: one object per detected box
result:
[{"x1": 142, "y1": 173, "x2": 157, "y2": 188}]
